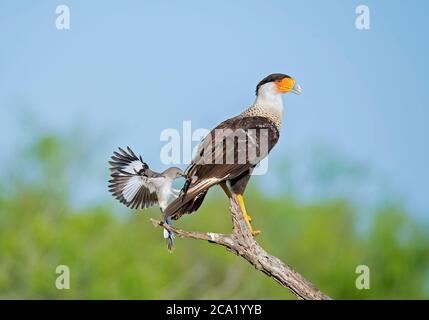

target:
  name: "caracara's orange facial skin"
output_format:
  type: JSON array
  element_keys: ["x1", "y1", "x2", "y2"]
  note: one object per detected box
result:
[{"x1": 275, "y1": 77, "x2": 296, "y2": 93}]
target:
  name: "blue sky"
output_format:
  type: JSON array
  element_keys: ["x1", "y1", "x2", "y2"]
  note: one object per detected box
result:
[{"x1": 1, "y1": 1, "x2": 428, "y2": 217}]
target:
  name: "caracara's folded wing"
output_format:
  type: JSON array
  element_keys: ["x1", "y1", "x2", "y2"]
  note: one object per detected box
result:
[
  {"x1": 165, "y1": 116, "x2": 280, "y2": 219},
  {"x1": 187, "y1": 115, "x2": 279, "y2": 185},
  {"x1": 108, "y1": 147, "x2": 161, "y2": 210}
]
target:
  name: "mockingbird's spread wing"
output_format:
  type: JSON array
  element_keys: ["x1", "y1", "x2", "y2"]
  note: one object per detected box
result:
[{"x1": 108, "y1": 147, "x2": 163, "y2": 210}]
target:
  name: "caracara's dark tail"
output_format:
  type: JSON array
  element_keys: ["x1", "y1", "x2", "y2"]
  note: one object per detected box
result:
[{"x1": 164, "y1": 179, "x2": 218, "y2": 220}]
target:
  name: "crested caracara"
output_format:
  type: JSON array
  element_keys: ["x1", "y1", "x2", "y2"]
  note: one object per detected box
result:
[{"x1": 164, "y1": 73, "x2": 302, "y2": 235}]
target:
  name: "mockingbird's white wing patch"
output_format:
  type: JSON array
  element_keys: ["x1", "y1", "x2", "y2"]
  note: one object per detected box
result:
[{"x1": 108, "y1": 147, "x2": 162, "y2": 210}]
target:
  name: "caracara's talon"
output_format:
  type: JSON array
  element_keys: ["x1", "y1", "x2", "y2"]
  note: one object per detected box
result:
[
  {"x1": 247, "y1": 223, "x2": 261, "y2": 237},
  {"x1": 243, "y1": 214, "x2": 260, "y2": 236}
]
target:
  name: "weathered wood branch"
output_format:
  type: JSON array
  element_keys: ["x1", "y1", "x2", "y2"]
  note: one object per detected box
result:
[{"x1": 150, "y1": 197, "x2": 331, "y2": 300}]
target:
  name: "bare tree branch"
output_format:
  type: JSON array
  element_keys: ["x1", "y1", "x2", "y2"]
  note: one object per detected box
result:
[{"x1": 150, "y1": 197, "x2": 331, "y2": 300}]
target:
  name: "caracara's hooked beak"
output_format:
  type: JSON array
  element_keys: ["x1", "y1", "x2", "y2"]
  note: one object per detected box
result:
[
  {"x1": 291, "y1": 82, "x2": 302, "y2": 95},
  {"x1": 275, "y1": 77, "x2": 302, "y2": 95}
]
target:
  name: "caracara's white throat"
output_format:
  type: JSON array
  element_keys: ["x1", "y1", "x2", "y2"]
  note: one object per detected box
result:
[{"x1": 240, "y1": 82, "x2": 284, "y2": 128}]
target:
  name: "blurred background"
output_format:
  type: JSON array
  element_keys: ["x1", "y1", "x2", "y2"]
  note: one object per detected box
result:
[{"x1": 1, "y1": 0, "x2": 428, "y2": 299}]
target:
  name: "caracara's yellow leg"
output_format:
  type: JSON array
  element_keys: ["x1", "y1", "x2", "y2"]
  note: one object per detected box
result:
[
  {"x1": 235, "y1": 193, "x2": 252, "y2": 222},
  {"x1": 221, "y1": 184, "x2": 252, "y2": 221},
  {"x1": 220, "y1": 183, "x2": 252, "y2": 221},
  {"x1": 236, "y1": 194, "x2": 261, "y2": 236}
]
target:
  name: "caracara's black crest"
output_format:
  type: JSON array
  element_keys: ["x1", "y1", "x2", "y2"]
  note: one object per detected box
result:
[{"x1": 255, "y1": 73, "x2": 291, "y2": 95}]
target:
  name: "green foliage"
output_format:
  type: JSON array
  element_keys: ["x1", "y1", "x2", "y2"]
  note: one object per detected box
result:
[{"x1": 0, "y1": 135, "x2": 428, "y2": 299}]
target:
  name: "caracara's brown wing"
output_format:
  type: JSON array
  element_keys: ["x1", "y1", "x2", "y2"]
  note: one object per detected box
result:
[
  {"x1": 108, "y1": 147, "x2": 160, "y2": 210},
  {"x1": 164, "y1": 116, "x2": 280, "y2": 219}
]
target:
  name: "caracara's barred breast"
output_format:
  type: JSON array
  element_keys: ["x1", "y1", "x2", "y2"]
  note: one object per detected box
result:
[{"x1": 239, "y1": 104, "x2": 282, "y2": 129}]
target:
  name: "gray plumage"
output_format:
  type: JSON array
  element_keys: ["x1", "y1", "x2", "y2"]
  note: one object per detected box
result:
[
  {"x1": 108, "y1": 147, "x2": 183, "y2": 211},
  {"x1": 108, "y1": 146, "x2": 184, "y2": 251}
]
